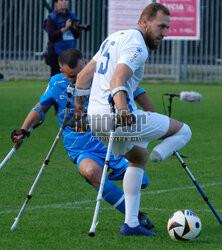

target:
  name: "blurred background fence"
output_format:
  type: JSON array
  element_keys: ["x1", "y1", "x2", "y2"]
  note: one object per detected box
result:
[{"x1": 0, "y1": 0, "x2": 221, "y2": 82}]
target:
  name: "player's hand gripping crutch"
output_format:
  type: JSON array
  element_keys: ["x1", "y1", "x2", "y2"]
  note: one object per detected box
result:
[
  {"x1": 174, "y1": 151, "x2": 222, "y2": 226},
  {"x1": 88, "y1": 97, "x2": 116, "y2": 237},
  {"x1": 0, "y1": 126, "x2": 39, "y2": 170},
  {"x1": 10, "y1": 84, "x2": 75, "y2": 231}
]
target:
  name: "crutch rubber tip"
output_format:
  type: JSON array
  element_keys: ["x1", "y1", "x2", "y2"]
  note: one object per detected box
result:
[
  {"x1": 10, "y1": 218, "x2": 18, "y2": 231},
  {"x1": 10, "y1": 224, "x2": 17, "y2": 231},
  {"x1": 88, "y1": 232, "x2": 95, "y2": 237}
]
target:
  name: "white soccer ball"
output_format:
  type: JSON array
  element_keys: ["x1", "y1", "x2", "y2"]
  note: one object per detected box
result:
[{"x1": 167, "y1": 209, "x2": 202, "y2": 241}]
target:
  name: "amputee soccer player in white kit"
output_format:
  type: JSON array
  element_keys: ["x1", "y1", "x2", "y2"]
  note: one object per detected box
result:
[{"x1": 74, "y1": 3, "x2": 192, "y2": 236}]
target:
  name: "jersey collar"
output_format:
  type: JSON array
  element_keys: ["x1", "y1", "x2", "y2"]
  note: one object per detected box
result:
[{"x1": 132, "y1": 28, "x2": 143, "y2": 37}]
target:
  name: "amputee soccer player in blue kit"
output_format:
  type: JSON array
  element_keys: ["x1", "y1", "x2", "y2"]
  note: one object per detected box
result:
[{"x1": 11, "y1": 48, "x2": 155, "y2": 230}]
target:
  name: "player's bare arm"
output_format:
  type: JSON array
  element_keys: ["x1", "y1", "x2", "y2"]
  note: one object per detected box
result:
[
  {"x1": 134, "y1": 86, "x2": 155, "y2": 112},
  {"x1": 12, "y1": 103, "x2": 48, "y2": 145},
  {"x1": 110, "y1": 63, "x2": 132, "y2": 109},
  {"x1": 74, "y1": 59, "x2": 97, "y2": 120},
  {"x1": 21, "y1": 103, "x2": 48, "y2": 131},
  {"x1": 110, "y1": 63, "x2": 136, "y2": 126},
  {"x1": 76, "y1": 59, "x2": 96, "y2": 90}
]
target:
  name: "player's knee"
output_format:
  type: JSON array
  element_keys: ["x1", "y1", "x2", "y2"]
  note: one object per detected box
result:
[
  {"x1": 126, "y1": 147, "x2": 148, "y2": 167},
  {"x1": 86, "y1": 165, "x2": 100, "y2": 180},
  {"x1": 80, "y1": 164, "x2": 102, "y2": 186},
  {"x1": 181, "y1": 123, "x2": 192, "y2": 143},
  {"x1": 135, "y1": 149, "x2": 148, "y2": 166},
  {"x1": 150, "y1": 123, "x2": 192, "y2": 162}
]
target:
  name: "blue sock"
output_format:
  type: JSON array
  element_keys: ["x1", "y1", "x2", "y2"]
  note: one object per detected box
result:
[{"x1": 96, "y1": 179, "x2": 125, "y2": 214}]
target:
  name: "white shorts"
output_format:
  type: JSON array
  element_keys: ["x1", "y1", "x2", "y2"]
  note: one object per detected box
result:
[{"x1": 88, "y1": 110, "x2": 170, "y2": 158}]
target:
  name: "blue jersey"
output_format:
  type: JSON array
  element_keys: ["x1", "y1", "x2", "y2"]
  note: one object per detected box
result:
[{"x1": 39, "y1": 73, "x2": 129, "y2": 179}]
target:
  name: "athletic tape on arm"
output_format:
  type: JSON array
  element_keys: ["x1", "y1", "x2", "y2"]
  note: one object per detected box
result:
[
  {"x1": 31, "y1": 107, "x2": 45, "y2": 123},
  {"x1": 133, "y1": 88, "x2": 146, "y2": 99}
]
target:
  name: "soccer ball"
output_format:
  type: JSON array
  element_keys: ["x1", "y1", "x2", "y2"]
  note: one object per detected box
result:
[{"x1": 167, "y1": 209, "x2": 202, "y2": 241}]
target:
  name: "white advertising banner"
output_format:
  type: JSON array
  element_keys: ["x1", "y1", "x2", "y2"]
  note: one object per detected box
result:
[{"x1": 108, "y1": 0, "x2": 152, "y2": 35}]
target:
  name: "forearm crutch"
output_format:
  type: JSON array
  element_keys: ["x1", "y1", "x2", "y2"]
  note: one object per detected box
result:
[
  {"x1": 0, "y1": 144, "x2": 21, "y2": 170},
  {"x1": 0, "y1": 127, "x2": 36, "y2": 170},
  {"x1": 10, "y1": 84, "x2": 75, "y2": 231},
  {"x1": 88, "y1": 98, "x2": 116, "y2": 237},
  {"x1": 174, "y1": 151, "x2": 222, "y2": 226},
  {"x1": 0, "y1": 113, "x2": 44, "y2": 171}
]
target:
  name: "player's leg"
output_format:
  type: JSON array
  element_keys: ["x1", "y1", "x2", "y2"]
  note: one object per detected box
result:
[
  {"x1": 107, "y1": 154, "x2": 149, "y2": 189},
  {"x1": 78, "y1": 156, "x2": 154, "y2": 229},
  {"x1": 150, "y1": 118, "x2": 192, "y2": 162},
  {"x1": 115, "y1": 111, "x2": 190, "y2": 235},
  {"x1": 86, "y1": 111, "x2": 158, "y2": 235},
  {"x1": 120, "y1": 146, "x2": 155, "y2": 236},
  {"x1": 78, "y1": 157, "x2": 126, "y2": 213},
  {"x1": 121, "y1": 146, "x2": 147, "y2": 226},
  {"x1": 107, "y1": 154, "x2": 154, "y2": 230}
]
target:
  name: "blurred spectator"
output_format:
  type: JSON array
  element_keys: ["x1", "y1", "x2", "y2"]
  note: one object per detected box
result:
[{"x1": 45, "y1": 0, "x2": 80, "y2": 77}]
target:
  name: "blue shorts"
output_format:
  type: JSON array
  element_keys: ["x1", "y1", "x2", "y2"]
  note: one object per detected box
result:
[{"x1": 76, "y1": 152, "x2": 149, "y2": 189}]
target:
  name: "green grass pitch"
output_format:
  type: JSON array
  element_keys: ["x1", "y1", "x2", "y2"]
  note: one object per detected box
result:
[{"x1": 0, "y1": 80, "x2": 222, "y2": 249}]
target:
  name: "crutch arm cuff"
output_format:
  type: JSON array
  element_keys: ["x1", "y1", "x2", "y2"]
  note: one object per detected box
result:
[
  {"x1": 31, "y1": 107, "x2": 45, "y2": 123},
  {"x1": 111, "y1": 86, "x2": 128, "y2": 97},
  {"x1": 74, "y1": 88, "x2": 91, "y2": 96},
  {"x1": 133, "y1": 88, "x2": 146, "y2": 99}
]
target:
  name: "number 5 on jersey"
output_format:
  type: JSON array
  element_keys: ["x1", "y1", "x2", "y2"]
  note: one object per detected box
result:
[{"x1": 98, "y1": 40, "x2": 115, "y2": 75}]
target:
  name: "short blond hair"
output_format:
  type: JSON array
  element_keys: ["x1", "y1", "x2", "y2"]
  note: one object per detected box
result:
[{"x1": 138, "y1": 3, "x2": 170, "y2": 23}]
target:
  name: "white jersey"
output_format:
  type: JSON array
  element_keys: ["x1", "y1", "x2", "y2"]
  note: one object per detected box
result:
[{"x1": 88, "y1": 28, "x2": 148, "y2": 116}]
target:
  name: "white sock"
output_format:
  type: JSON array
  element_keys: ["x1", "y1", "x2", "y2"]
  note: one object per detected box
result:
[
  {"x1": 123, "y1": 167, "x2": 144, "y2": 228},
  {"x1": 150, "y1": 123, "x2": 192, "y2": 162}
]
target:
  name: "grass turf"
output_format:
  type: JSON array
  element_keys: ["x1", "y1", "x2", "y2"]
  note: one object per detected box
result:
[{"x1": 0, "y1": 80, "x2": 222, "y2": 249}]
